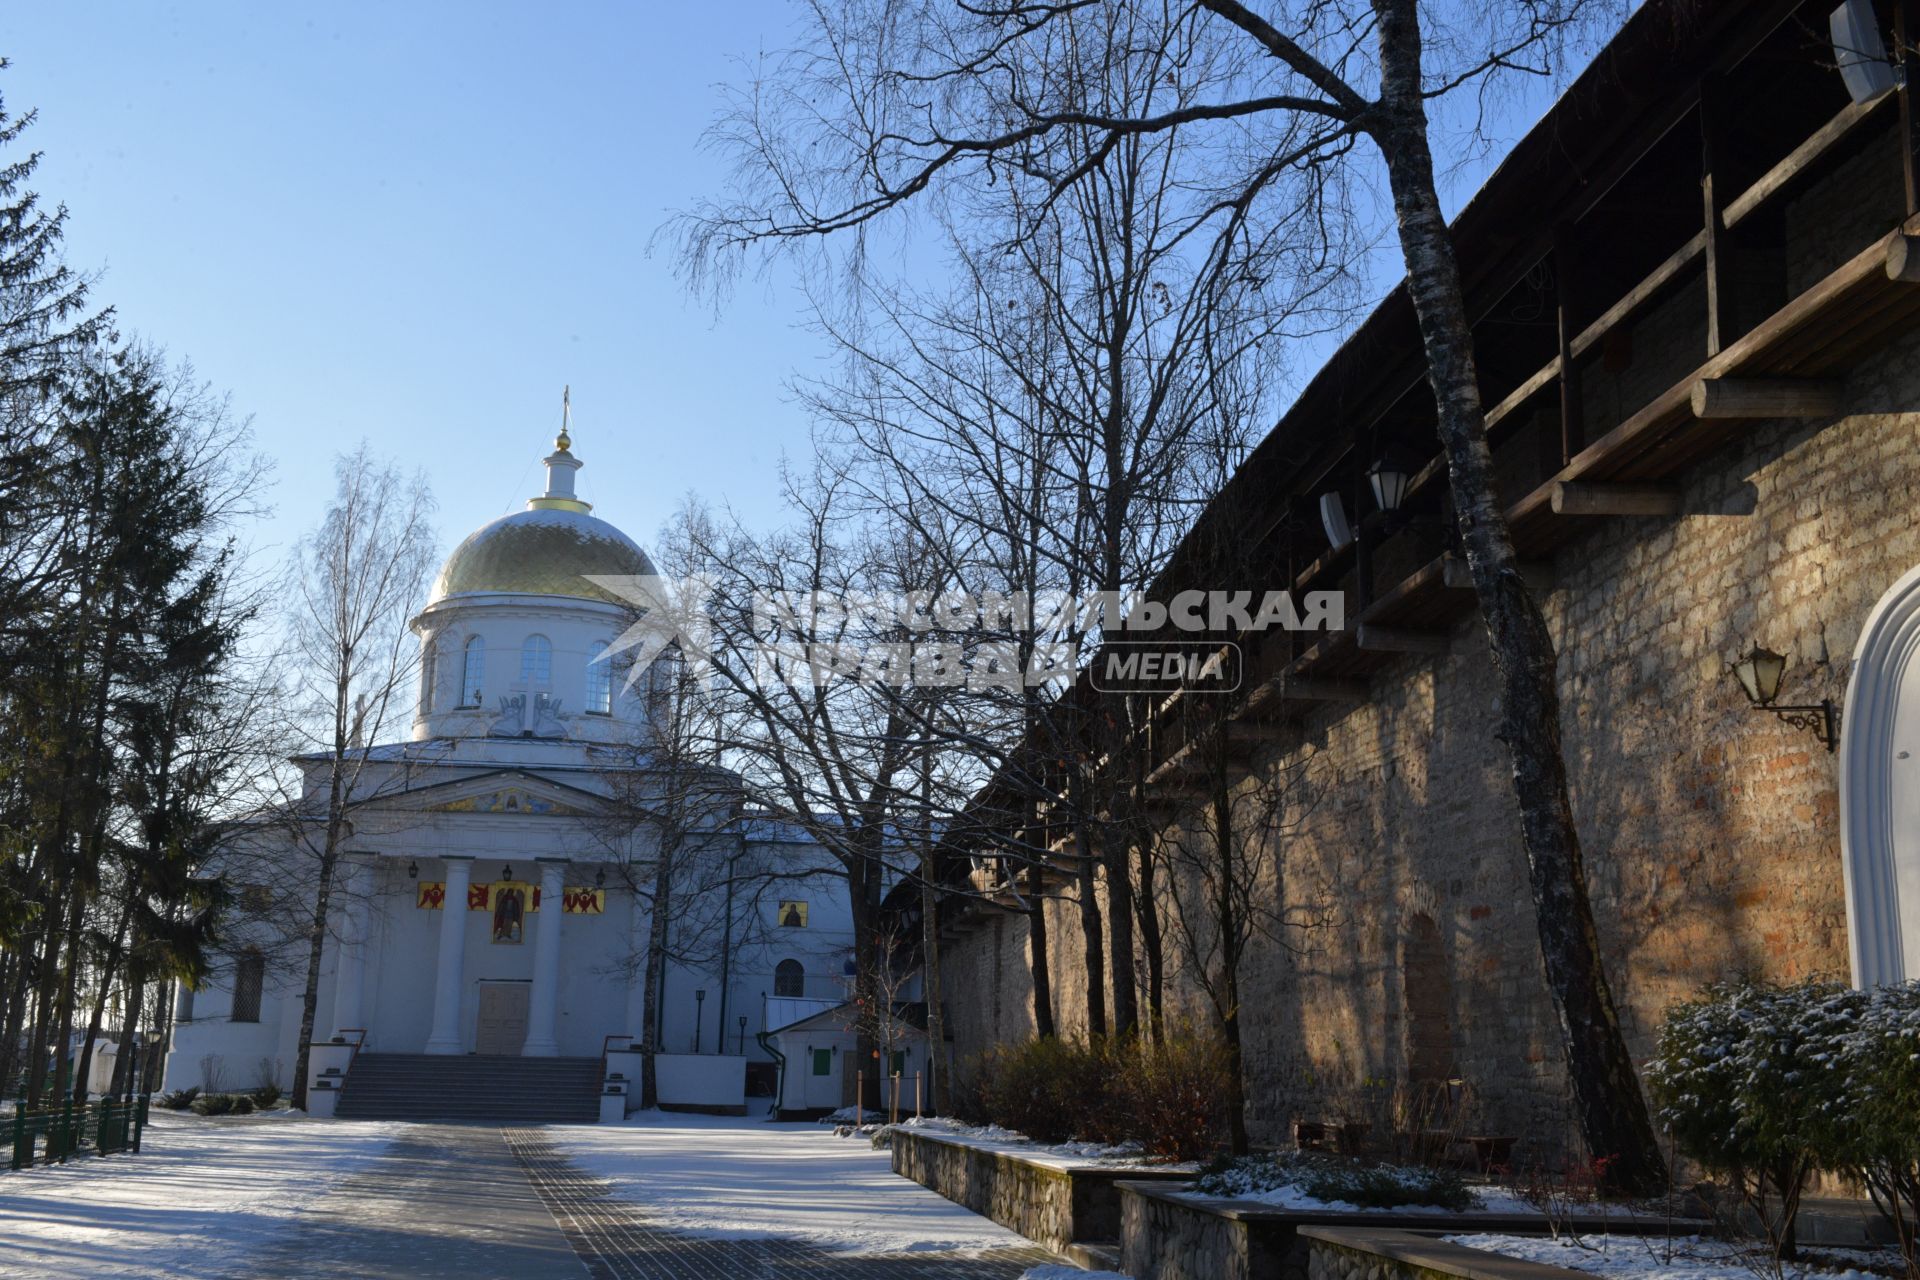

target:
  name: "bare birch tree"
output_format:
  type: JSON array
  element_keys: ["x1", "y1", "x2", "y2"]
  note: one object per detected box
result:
[{"x1": 280, "y1": 446, "x2": 435, "y2": 1111}]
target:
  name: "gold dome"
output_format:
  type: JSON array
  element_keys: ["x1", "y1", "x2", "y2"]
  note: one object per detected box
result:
[{"x1": 430, "y1": 508, "x2": 655, "y2": 606}]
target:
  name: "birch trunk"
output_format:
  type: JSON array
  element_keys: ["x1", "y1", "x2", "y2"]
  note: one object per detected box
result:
[{"x1": 1370, "y1": 0, "x2": 1664, "y2": 1195}]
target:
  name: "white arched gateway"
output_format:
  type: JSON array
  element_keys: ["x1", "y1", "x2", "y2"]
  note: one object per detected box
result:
[{"x1": 1840, "y1": 564, "x2": 1920, "y2": 988}]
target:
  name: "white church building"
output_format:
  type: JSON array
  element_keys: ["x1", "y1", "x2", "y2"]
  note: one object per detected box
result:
[{"x1": 162, "y1": 424, "x2": 863, "y2": 1118}]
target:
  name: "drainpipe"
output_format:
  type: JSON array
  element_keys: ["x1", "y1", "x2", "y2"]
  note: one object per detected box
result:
[{"x1": 756, "y1": 1031, "x2": 785, "y2": 1121}]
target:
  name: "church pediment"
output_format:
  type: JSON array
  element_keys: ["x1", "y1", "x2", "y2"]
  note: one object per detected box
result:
[
  {"x1": 430, "y1": 786, "x2": 584, "y2": 816},
  {"x1": 388, "y1": 768, "x2": 605, "y2": 818}
]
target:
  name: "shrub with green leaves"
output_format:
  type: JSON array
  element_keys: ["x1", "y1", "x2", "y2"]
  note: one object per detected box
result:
[
  {"x1": 1646, "y1": 978, "x2": 1859, "y2": 1261},
  {"x1": 1819, "y1": 981, "x2": 1920, "y2": 1274},
  {"x1": 158, "y1": 1087, "x2": 200, "y2": 1110},
  {"x1": 190, "y1": 1092, "x2": 234, "y2": 1116},
  {"x1": 248, "y1": 1083, "x2": 282, "y2": 1109}
]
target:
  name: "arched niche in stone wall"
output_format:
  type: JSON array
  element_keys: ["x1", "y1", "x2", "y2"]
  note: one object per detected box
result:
[{"x1": 1839, "y1": 563, "x2": 1920, "y2": 987}]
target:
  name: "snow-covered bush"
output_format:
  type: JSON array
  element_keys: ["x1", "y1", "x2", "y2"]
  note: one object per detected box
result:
[
  {"x1": 1821, "y1": 981, "x2": 1920, "y2": 1274},
  {"x1": 1646, "y1": 978, "x2": 1860, "y2": 1261},
  {"x1": 1193, "y1": 1151, "x2": 1471, "y2": 1210}
]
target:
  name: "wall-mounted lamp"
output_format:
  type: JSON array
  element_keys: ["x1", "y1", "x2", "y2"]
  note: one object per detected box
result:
[
  {"x1": 502, "y1": 863, "x2": 514, "y2": 882},
  {"x1": 1728, "y1": 644, "x2": 1840, "y2": 752},
  {"x1": 595, "y1": 866, "x2": 607, "y2": 888},
  {"x1": 407, "y1": 860, "x2": 419, "y2": 880},
  {"x1": 1368, "y1": 458, "x2": 1412, "y2": 514}
]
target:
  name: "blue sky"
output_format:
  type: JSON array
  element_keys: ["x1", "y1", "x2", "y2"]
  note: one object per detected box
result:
[
  {"x1": 2, "y1": 4, "x2": 1598, "y2": 574},
  {"x1": 3, "y1": 2, "x2": 826, "y2": 566}
]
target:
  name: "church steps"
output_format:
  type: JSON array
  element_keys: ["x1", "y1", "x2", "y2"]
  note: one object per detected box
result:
[{"x1": 335, "y1": 1052, "x2": 605, "y2": 1123}]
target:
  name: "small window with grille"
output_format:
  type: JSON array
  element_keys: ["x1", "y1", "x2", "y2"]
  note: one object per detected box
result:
[{"x1": 230, "y1": 951, "x2": 265, "y2": 1023}]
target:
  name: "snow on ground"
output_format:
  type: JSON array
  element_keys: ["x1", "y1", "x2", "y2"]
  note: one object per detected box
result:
[
  {"x1": 0, "y1": 1111, "x2": 400, "y2": 1280},
  {"x1": 878, "y1": 1115, "x2": 1194, "y2": 1171},
  {"x1": 1446, "y1": 1233, "x2": 1892, "y2": 1280},
  {"x1": 1204, "y1": 1181, "x2": 1538, "y2": 1214},
  {"x1": 1020, "y1": 1267, "x2": 1128, "y2": 1280},
  {"x1": 552, "y1": 1109, "x2": 1034, "y2": 1254}
]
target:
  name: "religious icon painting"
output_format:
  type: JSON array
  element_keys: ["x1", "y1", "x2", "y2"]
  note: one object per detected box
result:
[
  {"x1": 492, "y1": 884, "x2": 526, "y2": 944},
  {"x1": 777, "y1": 899, "x2": 809, "y2": 928}
]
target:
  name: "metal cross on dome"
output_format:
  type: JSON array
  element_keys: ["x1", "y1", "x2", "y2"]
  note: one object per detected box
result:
[{"x1": 557, "y1": 384, "x2": 572, "y2": 452}]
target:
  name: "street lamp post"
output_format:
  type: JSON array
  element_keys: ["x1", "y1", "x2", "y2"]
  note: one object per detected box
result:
[
  {"x1": 693, "y1": 989, "x2": 706, "y2": 1053},
  {"x1": 738, "y1": 1016, "x2": 747, "y2": 1055}
]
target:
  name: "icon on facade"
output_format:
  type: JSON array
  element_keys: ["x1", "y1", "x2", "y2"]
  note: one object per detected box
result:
[{"x1": 493, "y1": 885, "x2": 527, "y2": 944}]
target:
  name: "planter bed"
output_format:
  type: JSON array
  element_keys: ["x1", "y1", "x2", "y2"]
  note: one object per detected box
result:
[
  {"x1": 888, "y1": 1125, "x2": 1193, "y2": 1253},
  {"x1": 1446, "y1": 1232, "x2": 1903, "y2": 1280},
  {"x1": 1118, "y1": 1182, "x2": 1711, "y2": 1280}
]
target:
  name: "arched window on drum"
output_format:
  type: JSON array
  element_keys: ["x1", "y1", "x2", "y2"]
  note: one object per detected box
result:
[
  {"x1": 460, "y1": 636, "x2": 485, "y2": 707},
  {"x1": 774, "y1": 959, "x2": 805, "y2": 998},
  {"x1": 586, "y1": 640, "x2": 612, "y2": 715},
  {"x1": 521, "y1": 634, "x2": 552, "y2": 684}
]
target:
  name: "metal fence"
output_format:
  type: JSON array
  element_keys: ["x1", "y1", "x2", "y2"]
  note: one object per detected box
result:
[{"x1": 7, "y1": 1095, "x2": 150, "y2": 1170}]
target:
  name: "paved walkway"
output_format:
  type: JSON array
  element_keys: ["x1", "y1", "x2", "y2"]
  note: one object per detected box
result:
[
  {"x1": 238, "y1": 1123, "x2": 1053, "y2": 1280},
  {"x1": 231, "y1": 1124, "x2": 582, "y2": 1279}
]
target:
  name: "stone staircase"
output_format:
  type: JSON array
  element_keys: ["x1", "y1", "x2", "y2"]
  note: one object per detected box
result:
[{"x1": 334, "y1": 1052, "x2": 604, "y2": 1123}]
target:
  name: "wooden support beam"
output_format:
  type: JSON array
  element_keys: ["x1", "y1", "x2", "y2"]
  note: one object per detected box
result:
[
  {"x1": 1226, "y1": 721, "x2": 1290, "y2": 744},
  {"x1": 1356, "y1": 625, "x2": 1453, "y2": 655},
  {"x1": 1551, "y1": 482, "x2": 1680, "y2": 517},
  {"x1": 1689, "y1": 378, "x2": 1843, "y2": 419},
  {"x1": 1442, "y1": 555, "x2": 1555, "y2": 593},
  {"x1": 1701, "y1": 72, "x2": 1729, "y2": 358},
  {"x1": 1554, "y1": 225, "x2": 1585, "y2": 466},
  {"x1": 1900, "y1": 1, "x2": 1920, "y2": 217},
  {"x1": 1887, "y1": 234, "x2": 1920, "y2": 283},
  {"x1": 1268, "y1": 679, "x2": 1367, "y2": 702}
]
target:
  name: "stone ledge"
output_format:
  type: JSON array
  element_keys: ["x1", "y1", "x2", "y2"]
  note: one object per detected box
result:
[
  {"x1": 1122, "y1": 1180, "x2": 1703, "y2": 1234},
  {"x1": 1117, "y1": 1180, "x2": 1712, "y2": 1280},
  {"x1": 1300, "y1": 1227, "x2": 1592, "y2": 1280},
  {"x1": 890, "y1": 1127, "x2": 1190, "y2": 1252}
]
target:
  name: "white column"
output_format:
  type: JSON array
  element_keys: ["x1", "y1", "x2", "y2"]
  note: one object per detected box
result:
[
  {"x1": 424, "y1": 858, "x2": 473, "y2": 1055},
  {"x1": 172, "y1": 981, "x2": 195, "y2": 1025},
  {"x1": 329, "y1": 860, "x2": 372, "y2": 1040},
  {"x1": 521, "y1": 860, "x2": 567, "y2": 1057}
]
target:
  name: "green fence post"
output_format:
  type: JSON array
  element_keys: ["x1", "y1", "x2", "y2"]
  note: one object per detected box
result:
[
  {"x1": 56, "y1": 1097, "x2": 73, "y2": 1163},
  {"x1": 10, "y1": 1102, "x2": 24, "y2": 1170},
  {"x1": 132, "y1": 1094, "x2": 147, "y2": 1153}
]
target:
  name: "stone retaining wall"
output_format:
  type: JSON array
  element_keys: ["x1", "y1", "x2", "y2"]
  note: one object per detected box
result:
[
  {"x1": 888, "y1": 1127, "x2": 1188, "y2": 1252},
  {"x1": 1303, "y1": 1227, "x2": 1586, "y2": 1280},
  {"x1": 1117, "y1": 1183, "x2": 1704, "y2": 1280}
]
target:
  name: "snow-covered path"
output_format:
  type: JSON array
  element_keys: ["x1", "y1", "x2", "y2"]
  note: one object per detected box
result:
[
  {"x1": 519, "y1": 1120, "x2": 1055, "y2": 1278},
  {"x1": 0, "y1": 1110, "x2": 1054, "y2": 1279},
  {"x1": 549, "y1": 1110, "x2": 1038, "y2": 1256},
  {"x1": 0, "y1": 1111, "x2": 401, "y2": 1279}
]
